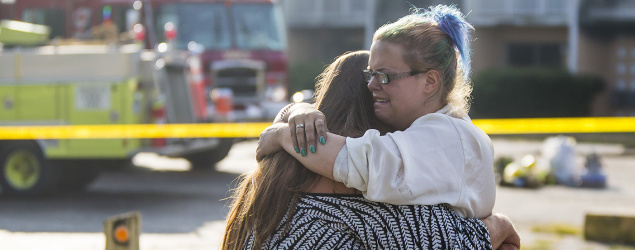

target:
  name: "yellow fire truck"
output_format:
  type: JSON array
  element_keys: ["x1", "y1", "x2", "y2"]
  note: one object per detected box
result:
[
  {"x1": 0, "y1": 20, "x2": 232, "y2": 196},
  {"x1": 1, "y1": 0, "x2": 289, "y2": 196}
]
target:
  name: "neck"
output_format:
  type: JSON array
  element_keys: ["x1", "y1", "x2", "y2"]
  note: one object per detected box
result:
[
  {"x1": 307, "y1": 176, "x2": 360, "y2": 194},
  {"x1": 423, "y1": 101, "x2": 444, "y2": 115},
  {"x1": 397, "y1": 101, "x2": 443, "y2": 130}
]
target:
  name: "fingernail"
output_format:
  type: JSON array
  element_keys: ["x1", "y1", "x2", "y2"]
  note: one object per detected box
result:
[
  {"x1": 301, "y1": 148, "x2": 306, "y2": 157},
  {"x1": 310, "y1": 145, "x2": 315, "y2": 153},
  {"x1": 294, "y1": 146, "x2": 300, "y2": 153},
  {"x1": 319, "y1": 136, "x2": 326, "y2": 144}
]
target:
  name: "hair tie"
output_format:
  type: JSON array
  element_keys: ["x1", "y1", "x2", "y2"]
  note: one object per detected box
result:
[{"x1": 425, "y1": 5, "x2": 473, "y2": 78}]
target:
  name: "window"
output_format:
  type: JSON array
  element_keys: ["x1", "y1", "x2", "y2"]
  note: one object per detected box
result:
[
  {"x1": 617, "y1": 62, "x2": 627, "y2": 75},
  {"x1": 153, "y1": 3, "x2": 285, "y2": 51},
  {"x1": 232, "y1": 4, "x2": 286, "y2": 50},
  {"x1": 22, "y1": 8, "x2": 65, "y2": 39},
  {"x1": 507, "y1": 43, "x2": 563, "y2": 68},
  {"x1": 155, "y1": 3, "x2": 231, "y2": 50}
]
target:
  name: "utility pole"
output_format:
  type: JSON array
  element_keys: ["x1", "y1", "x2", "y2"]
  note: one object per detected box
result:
[
  {"x1": 568, "y1": 0, "x2": 580, "y2": 73},
  {"x1": 364, "y1": 0, "x2": 377, "y2": 49}
]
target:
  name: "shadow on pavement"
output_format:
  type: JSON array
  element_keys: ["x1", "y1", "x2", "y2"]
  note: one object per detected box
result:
[{"x1": 0, "y1": 168, "x2": 242, "y2": 234}]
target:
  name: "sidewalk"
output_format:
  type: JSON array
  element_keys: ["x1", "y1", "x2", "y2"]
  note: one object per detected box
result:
[
  {"x1": 491, "y1": 139, "x2": 635, "y2": 250},
  {"x1": 0, "y1": 221, "x2": 226, "y2": 250}
]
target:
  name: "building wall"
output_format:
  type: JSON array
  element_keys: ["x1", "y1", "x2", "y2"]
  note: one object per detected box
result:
[
  {"x1": 472, "y1": 26, "x2": 568, "y2": 73},
  {"x1": 282, "y1": 0, "x2": 369, "y2": 64},
  {"x1": 577, "y1": 32, "x2": 612, "y2": 116},
  {"x1": 283, "y1": 0, "x2": 463, "y2": 64},
  {"x1": 471, "y1": 28, "x2": 506, "y2": 73},
  {"x1": 576, "y1": 33, "x2": 635, "y2": 116},
  {"x1": 287, "y1": 27, "x2": 365, "y2": 64},
  {"x1": 473, "y1": 25, "x2": 635, "y2": 116},
  {"x1": 284, "y1": 0, "x2": 630, "y2": 117},
  {"x1": 611, "y1": 36, "x2": 635, "y2": 116}
]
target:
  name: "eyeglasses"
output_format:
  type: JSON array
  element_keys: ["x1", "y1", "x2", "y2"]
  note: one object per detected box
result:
[{"x1": 362, "y1": 69, "x2": 427, "y2": 84}]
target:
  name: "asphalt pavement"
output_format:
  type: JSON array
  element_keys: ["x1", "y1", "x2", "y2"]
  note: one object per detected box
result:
[{"x1": 1, "y1": 139, "x2": 634, "y2": 250}]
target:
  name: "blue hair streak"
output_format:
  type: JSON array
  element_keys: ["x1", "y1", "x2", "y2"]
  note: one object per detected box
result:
[{"x1": 417, "y1": 5, "x2": 474, "y2": 78}]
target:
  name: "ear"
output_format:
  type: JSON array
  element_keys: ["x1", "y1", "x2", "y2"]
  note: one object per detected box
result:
[{"x1": 422, "y1": 70, "x2": 441, "y2": 94}]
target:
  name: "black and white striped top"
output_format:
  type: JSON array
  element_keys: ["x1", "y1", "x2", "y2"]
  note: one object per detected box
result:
[{"x1": 245, "y1": 193, "x2": 492, "y2": 249}]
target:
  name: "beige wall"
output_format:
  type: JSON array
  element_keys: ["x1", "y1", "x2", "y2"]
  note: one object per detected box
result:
[
  {"x1": 471, "y1": 26, "x2": 627, "y2": 117},
  {"x1": 472, "y1": 26, "x2": 569, "y2": 74},
  {"x1": 577, "y1": 33, "x2": 635, "y2": 116},
  {"x1": 471, "y1": 28, "x2": 506, "y2": 74},
  {"x1": 578, "y1": 32, "x2": 612, "y2": 116},
  {"x1": 287, "y1": 28, "x2": 365, "y2": 64}
]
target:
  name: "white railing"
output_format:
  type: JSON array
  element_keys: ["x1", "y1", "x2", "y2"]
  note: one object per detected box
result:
[
  {"x1": 585, "y1": 0, "x2": 635, "y2": 20},
  {"x1": 464, "y1": 0, "x2": 569, "y2": 26},
  {"x1": 283, "y1": 0, "x2": 368, "y2": 28}
]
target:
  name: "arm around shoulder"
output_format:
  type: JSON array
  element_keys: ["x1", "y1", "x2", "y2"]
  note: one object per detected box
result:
[
  {"x1": 280, "y1": 130, "x2": 346, "y2": 180},
  {"x1": 481, "y1": 213, "x2": 520, "y2": 250}
]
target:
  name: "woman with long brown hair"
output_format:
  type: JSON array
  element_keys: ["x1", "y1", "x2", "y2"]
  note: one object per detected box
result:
[
  {"x1": 223, "y1": 50, "x2": 517, "y2": 249},
  {"x1": 223, "y1": 50, "x2": 382, "y2": 249}
]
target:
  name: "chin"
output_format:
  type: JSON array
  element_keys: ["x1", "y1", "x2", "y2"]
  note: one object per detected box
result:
[{"x1": 375, "y1": 113, "x2": 391, "y2": 126}]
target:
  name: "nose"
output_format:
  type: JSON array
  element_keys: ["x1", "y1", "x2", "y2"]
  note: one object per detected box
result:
[{"x1": 367, "y1": 76, "x2": 381, "y2": 91}]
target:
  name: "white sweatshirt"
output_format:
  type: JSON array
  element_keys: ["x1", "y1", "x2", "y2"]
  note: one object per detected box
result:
[{"x1": 333, "y1": 105, "x2": 496, "y2": 218}]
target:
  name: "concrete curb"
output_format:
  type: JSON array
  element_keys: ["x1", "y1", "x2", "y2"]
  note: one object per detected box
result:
[{"x1": 584, "y1": 213, "x2": 635, "y2": 245}]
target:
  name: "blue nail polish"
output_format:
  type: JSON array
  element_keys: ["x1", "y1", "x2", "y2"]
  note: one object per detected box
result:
[
  {"x1": 319, "y1": 136, "x2": 326, "y2": 144},
  {"x1": 301, "y1": 148, "x2": 306, "y2": 157},
  {"x1": 310, "y1": 145, "x2": 315, "y2": 153},
  {"x1": 294, "y1": 146, "x2": 300, "y2": 153}
]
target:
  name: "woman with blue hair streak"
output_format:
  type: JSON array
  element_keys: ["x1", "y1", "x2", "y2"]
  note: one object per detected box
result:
[
  {"x1": 228, "y1": 50, "x2": 519, "y2": 249},
  {"x1": 259, "y1": 4, "x2": 496, "y2": 224},
  {"x1": 225, "y1": 51, "x2": 509, "y2": 250}
]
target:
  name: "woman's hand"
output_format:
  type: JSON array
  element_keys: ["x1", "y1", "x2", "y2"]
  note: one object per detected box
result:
[
  {"x1": 256, "y1": 123, "x2": 288, "y2": 162},
  {"x1": 481, "y1": 213, "x2": 521, "y2": 250},
  {"x1": 286, "y1": 103, "x2": 328, "y2": 156}
]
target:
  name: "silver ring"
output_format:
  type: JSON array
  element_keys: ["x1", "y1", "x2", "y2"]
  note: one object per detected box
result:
[{"x1": 296, "y1": 124, "x2": 305, "y2": 129}]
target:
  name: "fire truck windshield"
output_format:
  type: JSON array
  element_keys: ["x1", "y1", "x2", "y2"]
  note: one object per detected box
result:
[
  {"x1": 156, "y1": 3, "x2": 231, "y2": 50},
  {"x1": 155, "y1": 3, "x2": 285, "y2": 51},
  {"x1": 232, "y1": 4, "x2": 286, "y2": 50}
]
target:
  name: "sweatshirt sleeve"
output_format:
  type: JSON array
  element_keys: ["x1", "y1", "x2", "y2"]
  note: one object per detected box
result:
[{"x1": 333, "y1": 115, "x2": 467, "y2": 207}]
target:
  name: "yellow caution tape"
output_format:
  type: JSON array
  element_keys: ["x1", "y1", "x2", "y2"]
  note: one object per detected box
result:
[
  {"x1": 473, "y1": 117, "x2": 635, "y2": 134},
  {"x1": 0, "y1": 117, "x2": 634, "y2": 140},
  {"x1": 0, "y1": 123, "x2": 272, "y2": 140}
]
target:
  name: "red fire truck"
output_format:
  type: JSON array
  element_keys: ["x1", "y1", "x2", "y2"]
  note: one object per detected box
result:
[
  {"x1": 8, "y1": 0, "x2": 289, "y2": 121},
  {"x1": 0, "y1": 0, "x2": 288, "y2": 195}
]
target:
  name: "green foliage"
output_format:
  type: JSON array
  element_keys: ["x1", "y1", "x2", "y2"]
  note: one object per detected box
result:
[
  {"x1": 470, "y1": 67, "x2": 605, "y2": 118},
  {"x1": 532, "y1": 223, "x2": 582, "y2": 236},
  {"x1": 522, "y1": 239, "x2": 555, "y2": 250},
  {"x1": 288, "y1": 60, "x2": 328, "y2": 95}
]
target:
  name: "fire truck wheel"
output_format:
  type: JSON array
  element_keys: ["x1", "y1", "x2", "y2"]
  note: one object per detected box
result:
[
  {"x1": 54, "y1": 160, "x2": 101, "y2": 193},
  {"x1": 0, "y1": 141, "x2": 59, "y2": 196},
  {"x1": 186, "y1": 138, "x2": 234, "y2": 170}
]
